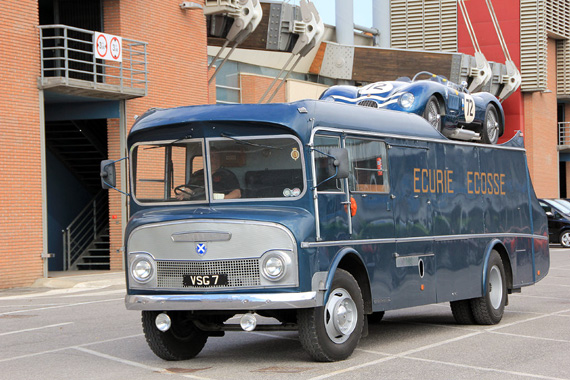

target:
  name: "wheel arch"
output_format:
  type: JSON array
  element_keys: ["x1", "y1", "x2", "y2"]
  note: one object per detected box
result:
[
  {"x1": 324, "y1": 247, "x2": 372, "y2": 314},
  {"x1": 482, "y1": 240, "x2": 513, "y2": 295},
  {"x1": 431, "y1": 92, "x2": 447, "y2": 116}
]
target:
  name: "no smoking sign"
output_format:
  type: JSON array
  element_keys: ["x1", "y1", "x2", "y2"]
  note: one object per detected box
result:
[{"x1": 94, "y1": 32, "x2": 122, "y2": 62}]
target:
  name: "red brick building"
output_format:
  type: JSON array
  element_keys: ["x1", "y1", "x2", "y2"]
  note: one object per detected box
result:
[{"x1": 0, "y1": 0, "x2": 567, "y2": 288}]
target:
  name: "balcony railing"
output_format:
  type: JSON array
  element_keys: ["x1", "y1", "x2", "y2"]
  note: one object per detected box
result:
[
  {"x1": 559, "y1": 122, "x2": 570, "y2": 147},
  {"x1": 38, "y1": 24, "x2": 148, "y2": 100}
]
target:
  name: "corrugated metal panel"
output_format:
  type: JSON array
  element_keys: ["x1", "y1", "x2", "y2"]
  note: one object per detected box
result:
[
  {"x1": 390, "y1": 0, "x2": 457, "y2": 52},
  {"x1": 520, "y1": 0, "x2": 547, "y2": 91}
]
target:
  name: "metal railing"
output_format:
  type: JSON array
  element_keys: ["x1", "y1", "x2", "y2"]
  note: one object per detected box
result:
[
  {"x1": 39, "y1": 24, "x2": 148, "y2": 96},
  {"x1": 62, "y1": 191, "x2": 109, "y2": 270},
  {"x1": 559, "y1": 122, "x2": 570, "y2": 146}
]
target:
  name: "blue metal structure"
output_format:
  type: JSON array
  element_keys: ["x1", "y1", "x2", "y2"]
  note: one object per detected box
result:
[{"x1": 109, "y1": 99, "x2": 549, "y2": 362}]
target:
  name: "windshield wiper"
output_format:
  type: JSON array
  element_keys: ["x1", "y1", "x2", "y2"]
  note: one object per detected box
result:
[
  {"x1": 143, "y1": 133, "x2": 193, "y2": 150},
  {"x1": 220, "y1": 133, "x2": 283, "y2": 150}
]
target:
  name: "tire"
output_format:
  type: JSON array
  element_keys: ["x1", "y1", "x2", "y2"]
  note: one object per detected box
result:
[
  {"x1": 470, "y1": 251, "x2": 507, "y2": 325},
  {"x1": 423, "y1": 96, "x2": 442, "y2": 132},
  {"x1": 141, "y1": 311, "x2": 208, "y2": 360},
  {"x1": 367, "y1": 311, "x2": 385, "y2": 324},
  {"x1": 559, "y1": 230, "x2": 570, "y2": 248},
  {"x1": 298, "y1": 269, "x2": 364, "y2": 362},
  {"x1": 450, "y1": 300, "x2": 476, "y2": 324},
  {"x1": 481, "y1": 105, "x2": 500, "y2": 144}
]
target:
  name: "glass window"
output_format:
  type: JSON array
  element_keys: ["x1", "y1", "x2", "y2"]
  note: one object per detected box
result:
[
  {"x1": 132, "y1": 140, "x2": 204, "y2": 202},
  {"x1": 209, "y1": 136, "x2": 304, "y2": 199},
  {"x1": 132, "y1": 136, "x2": 304, "y2": 203},
  {"x1": 346, "y1": 138, "x2": 389, "y2": 193},
  {"x1": 313, "y1": 135, "x2": 342, "y2": 192}
]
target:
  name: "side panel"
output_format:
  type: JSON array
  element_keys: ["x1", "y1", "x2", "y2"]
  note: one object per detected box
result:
[{"x1": 388, "y1": 142, "x2": 436, "y2": 308}]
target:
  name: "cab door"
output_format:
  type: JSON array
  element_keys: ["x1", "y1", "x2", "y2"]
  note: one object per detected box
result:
[{"x1": 313, "y1": 134, "x2": 351, "y2": 241}]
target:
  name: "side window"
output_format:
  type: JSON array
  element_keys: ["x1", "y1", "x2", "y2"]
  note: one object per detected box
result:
[
  {"x1": 346, "y1": 138, "x2": 389, "y2": 193},
  {"x1": 313, "y1": 135, "x2": 342, "y2": 191}
]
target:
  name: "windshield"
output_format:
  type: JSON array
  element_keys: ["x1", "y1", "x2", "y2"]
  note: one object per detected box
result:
[{"x1": 131, "y1": 135, "x2": 305, "y2": 203}]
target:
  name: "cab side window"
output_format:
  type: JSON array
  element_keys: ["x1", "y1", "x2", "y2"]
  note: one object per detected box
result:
[
  {"x1": 313, "y1": 135, "x2": 342, "y2": 192},
  {"x1": 346, "y1": 138, "x2": 389, "y2": 193}
]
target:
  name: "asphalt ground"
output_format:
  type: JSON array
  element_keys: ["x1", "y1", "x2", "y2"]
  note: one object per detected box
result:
[{"x1": 1, "y1": 248, "x2": 569, "y2": 380}]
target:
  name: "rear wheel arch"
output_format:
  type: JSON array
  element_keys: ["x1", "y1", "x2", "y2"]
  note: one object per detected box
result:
[{"x1": 484, "y1": 241, "x2": 513, "y2": 292}]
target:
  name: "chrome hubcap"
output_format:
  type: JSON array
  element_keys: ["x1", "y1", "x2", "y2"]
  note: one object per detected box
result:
[
  {"x1": 324, "y1": 288, "x2": 357, "y2": 344},
  {"x1": 561, "y1": 233, "x2": 570, "y2": 247},
  {"x1": 488, "y1": 265, "x2": 503, "y2": 309}
]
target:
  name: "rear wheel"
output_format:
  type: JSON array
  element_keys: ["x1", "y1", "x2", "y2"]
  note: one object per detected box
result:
[
  {"x1": 423, "y1": 96, "x2": 442, "y2": 132},
  {"x1": 470, "y1": 251, "x2": 507, "y2": 324},
  {"x1": 142, "y1": 311, "x2": 208, "y2": 360},
  {"x1": 481, "y1": 105, "x2": 500, "y2": 144},
  {"x1": 298, "y1": 269, "x2": 364, "y2": 362},
  {"x1": 450, "y1": 300, "x2": 476, "y2": 324}
]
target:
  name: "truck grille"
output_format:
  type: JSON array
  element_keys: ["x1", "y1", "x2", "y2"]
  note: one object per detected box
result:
[{"x1": 156, "y1": 259, "x2": 260, "y2": 289}]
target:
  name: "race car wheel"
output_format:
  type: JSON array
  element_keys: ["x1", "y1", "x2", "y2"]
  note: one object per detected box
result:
[
  {"x1": 423, "y1": 96, "x2": 442, "y2": 132},
  {"x1": 481, "y1": 105, "x2": 500, "y2": 144}
]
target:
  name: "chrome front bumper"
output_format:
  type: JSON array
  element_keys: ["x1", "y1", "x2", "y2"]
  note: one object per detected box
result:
[{"x1": 125, "y1": 291, "x2": 321, "y2": 311}]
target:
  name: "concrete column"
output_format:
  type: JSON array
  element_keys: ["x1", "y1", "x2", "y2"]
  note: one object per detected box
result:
[
  {"x1": 335, "y1": 0, "x2": 354, "y2": 46},
  {"x1": 373, "y1": 0, "x2": 390, "y2": 48}
]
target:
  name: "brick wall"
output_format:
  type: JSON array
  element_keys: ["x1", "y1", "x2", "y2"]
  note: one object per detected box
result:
[
  {"x1": 0, "y1": 1, "x2": 43, "y2": 288},
  {"x1": 240, "y1": 73, "x2": 286, "y2": 104},
  {"x1": 103, "y1": 0, "x2": 209, "y2": 269},
  {"x1": 524, "y1": 38, "x2": 559, "y2": 198}
]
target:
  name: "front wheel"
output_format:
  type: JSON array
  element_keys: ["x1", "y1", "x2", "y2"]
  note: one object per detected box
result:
[
  {"x1": 141, "y1": 311, "x2": 208, "y2": 360},
  {"x1": 423, "y1": 96, "x2": 442, "y2": 132},
  {"x1": 559, "y1": 230, "x2": 570, "y2": 248},
  {"x1": 470, "y1": 251, "x2": 507, "y2": 324},
  {"x1": 298, "y1": 269, "x2": 364, "y2": 362},
  {"x1": 481, "y1": 105, "x2": 500, "y2": 144}
]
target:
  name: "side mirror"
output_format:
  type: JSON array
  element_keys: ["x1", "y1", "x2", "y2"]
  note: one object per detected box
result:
[
  {"x1": 100, "y1": 160, "x2": 117, "y2": 189},
  {"x1": 328, "y1": 148, "x2": 349, "y2": 179},
  {"x1": 545, "y1": 211, "x2": 553, "y2": 217}
]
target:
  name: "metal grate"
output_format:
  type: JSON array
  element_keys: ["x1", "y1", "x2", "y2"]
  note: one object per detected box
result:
[
  {"x1": 391, "y1": 0, "x2": 457, "y2": 52},
  {"x1": 357, "y1": 100, "x2": 379, "y2": 108},
  {"x1": 520, "y1": 0, "x2": 547, "y2": 91},
  {"x1": 157, "y1": 259, "x2": 260, "y2": 289}
]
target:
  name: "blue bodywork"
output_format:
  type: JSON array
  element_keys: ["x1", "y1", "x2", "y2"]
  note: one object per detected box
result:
[
  {"x1": 318, "y1": 73, "x2": 505, "y2": 141},
  {"x1": 124, "y1": 99, "x2": 548, "y2": 312}
]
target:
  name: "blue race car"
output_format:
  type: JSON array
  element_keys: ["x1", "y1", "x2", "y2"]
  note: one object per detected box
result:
[{"x1": 319, "y1": 71, "x2": 505, "y2": 144}]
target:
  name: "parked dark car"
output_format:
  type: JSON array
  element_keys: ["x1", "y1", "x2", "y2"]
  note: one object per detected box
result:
[
  {"x1": 319, "y1": 71, "x2": 505, "y2": 144},
  {"x1": 539, "y1": 199, "x2": 570, "y2": 247}
]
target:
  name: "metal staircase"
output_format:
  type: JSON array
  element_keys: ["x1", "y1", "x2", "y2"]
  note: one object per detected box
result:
[{"x1": 46, "y1": 119, "x2": 110, "y2": 270}]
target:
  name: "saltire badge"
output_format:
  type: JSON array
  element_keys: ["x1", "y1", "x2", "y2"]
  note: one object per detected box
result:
[{"x1": 196, "y1": 243, "x2": 207, "y2": 255}]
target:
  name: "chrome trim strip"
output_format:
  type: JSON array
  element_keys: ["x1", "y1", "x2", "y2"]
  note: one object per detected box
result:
[
  {"x1": 171, "y1": 231, "x2": 231, "y2": 242},
  {"x1": 125, "y1": 291, "x2": 320, "y2": 310},
  {"x1": 301, "y1": 233, "x2": 548, "y2": 248},
  {"x1": 311, "y1": 126, "x2": 526, "y2": 152}
]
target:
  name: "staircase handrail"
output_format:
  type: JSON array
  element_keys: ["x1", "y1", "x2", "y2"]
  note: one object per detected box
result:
[{"x1": 63, "y1": 191, "x2": 108, "y2": 270}]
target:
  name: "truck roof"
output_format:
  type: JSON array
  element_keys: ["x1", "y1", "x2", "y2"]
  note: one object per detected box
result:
[{"x1": 129, "y1": 100, "x2": 447, "y2": 143}]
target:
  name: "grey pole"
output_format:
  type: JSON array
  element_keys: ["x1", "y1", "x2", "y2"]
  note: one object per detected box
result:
[
  {"x1": 335, "y1": 0, "x2": 354, "y2": 46},
  {"x1": 373, "y1": 0, "x2": 390, "y2": 48}
]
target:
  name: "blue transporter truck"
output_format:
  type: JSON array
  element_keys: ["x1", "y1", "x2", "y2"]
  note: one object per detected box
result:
[{"x1": 101, "y1": 100, "x2": 549, "y2": 362}]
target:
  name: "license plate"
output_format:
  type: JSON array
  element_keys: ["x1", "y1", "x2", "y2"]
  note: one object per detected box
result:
[{"x1": 183, "y1": 274, "x2": 228, "y2": 287}]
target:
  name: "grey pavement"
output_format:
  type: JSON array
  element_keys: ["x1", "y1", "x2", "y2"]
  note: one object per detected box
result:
[{"x1": 1, "y1": 248, "x2": 569, "y2": 379}]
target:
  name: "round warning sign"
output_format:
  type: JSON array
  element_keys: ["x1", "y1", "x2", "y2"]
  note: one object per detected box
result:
[{"x1": 95, "y1": 34, "x2": 108, "y2": 59}]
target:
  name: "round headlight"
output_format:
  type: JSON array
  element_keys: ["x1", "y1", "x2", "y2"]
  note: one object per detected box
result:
[
  {"x1": 132, "y1": 258, "x2": 153, "y2": 283},
  {"x1": 261, "y1": 252, "x2": 289, "y2": 281},
  {"x1": 399, "y1": 92, "x2": 415, "y2": 108}
]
